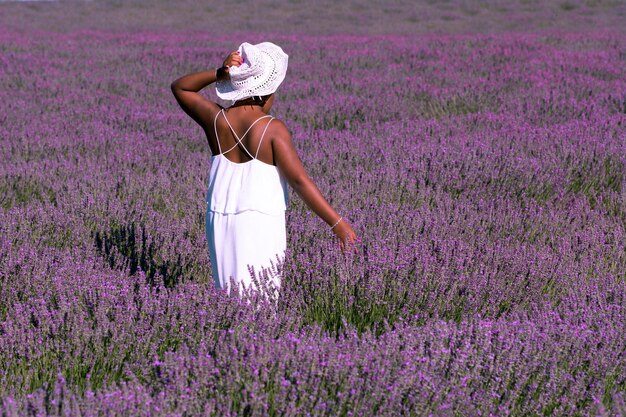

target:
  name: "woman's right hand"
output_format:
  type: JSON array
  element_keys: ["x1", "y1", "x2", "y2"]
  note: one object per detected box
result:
[{"x1": 332, "y1": 219, "x2": 359, "y2": 253}]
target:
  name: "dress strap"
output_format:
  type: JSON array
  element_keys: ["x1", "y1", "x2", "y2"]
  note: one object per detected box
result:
[
  {"x1": 213, "y1": 109, "x2": 223, "y2": 154},
  {"x1": 221, "y1": 111, "x2": 273, "y2": 159},
  {"x1": 255, "y1": 117, "x2": 275, "y2": 159}
]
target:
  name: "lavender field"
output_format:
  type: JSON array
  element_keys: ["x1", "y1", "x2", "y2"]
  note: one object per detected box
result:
[{"x1": 1, "y1": 0, "x2": 625, "y2": 415}]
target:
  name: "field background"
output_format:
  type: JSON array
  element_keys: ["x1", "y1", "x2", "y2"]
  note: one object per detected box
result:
[
  {"x1": 1, "y1": 0, "x2": 625, "y2": 416},
  {"x1": 2, "y1": 0, "x2": 626, "y2": 34}
]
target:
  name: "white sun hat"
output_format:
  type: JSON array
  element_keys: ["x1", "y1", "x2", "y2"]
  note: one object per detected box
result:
[{"x1": 215, "y1": 41, "x2": 289, "y2": 102}]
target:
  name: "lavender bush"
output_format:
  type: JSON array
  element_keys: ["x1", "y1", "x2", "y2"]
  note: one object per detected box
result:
[{"x1": 0, "y1": 0, "x2": 625, "y2": 415}]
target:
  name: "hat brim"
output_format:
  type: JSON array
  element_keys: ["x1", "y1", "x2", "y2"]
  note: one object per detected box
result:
[
  {"x1": 215, "y1": 77, "x2": 285, "y2": 101},
  {"x1": 215, "y1": 78, "x2": 240, "y2": 101}
]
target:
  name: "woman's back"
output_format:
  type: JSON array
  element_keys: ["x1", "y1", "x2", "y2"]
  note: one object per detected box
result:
[
  {"x1": 210, "y1": 107, "x2": 278, "y2": 165},
  {"x1": 206, "y1": 107, "x2": 289, "y2": 216}
]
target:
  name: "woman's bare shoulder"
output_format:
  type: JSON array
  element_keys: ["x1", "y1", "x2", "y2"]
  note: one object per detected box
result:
[{"x1": 267, "y1": 118, "x2": 292, "y2": 143}]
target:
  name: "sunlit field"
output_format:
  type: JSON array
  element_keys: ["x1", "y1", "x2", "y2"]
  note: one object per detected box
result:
[{"x1": 1, "y1": 0, "x2": 625, "y2": 415}]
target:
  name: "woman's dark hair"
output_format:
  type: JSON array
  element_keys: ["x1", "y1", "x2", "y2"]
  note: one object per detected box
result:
[{"x1": 232, "y1": 94, "x2": 272, "y2": 107}]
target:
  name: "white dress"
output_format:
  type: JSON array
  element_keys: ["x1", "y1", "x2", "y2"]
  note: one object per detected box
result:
[{"x1": 206, "y1": 109, "x2": 289, "y2": 297}]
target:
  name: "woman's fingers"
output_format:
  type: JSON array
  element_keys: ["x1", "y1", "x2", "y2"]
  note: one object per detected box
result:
[
  {"x1": 224, "y1": 58, "x2": 241, "y2": 67},
  {"x1": 337, "y1": 233, "x2": 359, "y2": 254},
  {"x1": 332, "y1": 220, "x2": 359, "y2": 254},
  {"x1": 223, "y1": 51, "x2": 243, "y2": 68}
]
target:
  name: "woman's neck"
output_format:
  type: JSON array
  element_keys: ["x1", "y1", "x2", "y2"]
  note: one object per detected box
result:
[{"x1": 227, "y1": 101, "x2": 270, "y2": 114}]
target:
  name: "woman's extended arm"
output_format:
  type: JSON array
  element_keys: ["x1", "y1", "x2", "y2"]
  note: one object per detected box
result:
[{"x1": 272, "y1": 122, "x2": 358, "y2": 251}]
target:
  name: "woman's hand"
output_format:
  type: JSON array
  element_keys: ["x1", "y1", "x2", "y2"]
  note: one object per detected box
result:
[
  {"x1": 216, "y1": 51, "x2": 242, "y2": 81},
  {"x1": 221, "y1": 50, "x2": 243, "y2": 74},
  {"x1": 332, "y1": 219, "x2": 359, "y2": 253}
]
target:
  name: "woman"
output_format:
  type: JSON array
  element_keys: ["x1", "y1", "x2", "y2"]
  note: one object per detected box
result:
[{"x1": 171, "y1": 41, "x2": 357, "y2": 297}]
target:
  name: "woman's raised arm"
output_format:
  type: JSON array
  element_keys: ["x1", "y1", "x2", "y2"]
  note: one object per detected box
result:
[{"x1": 170, "y1": 51, "x2": 242, "y2": 129}]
